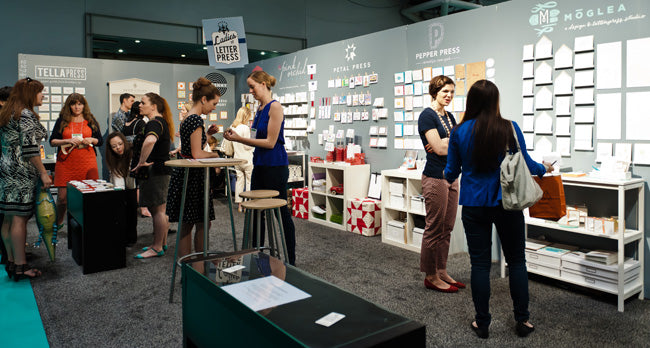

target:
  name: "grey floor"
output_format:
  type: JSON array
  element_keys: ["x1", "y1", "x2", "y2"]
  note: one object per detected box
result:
[{"x1": 24, "y1": 197, "x2": 650, "y2": 347}]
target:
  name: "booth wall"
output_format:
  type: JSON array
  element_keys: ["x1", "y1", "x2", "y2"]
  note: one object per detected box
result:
[{"x1": 239, "y1": 0, "x2": 650, "y2": 297}]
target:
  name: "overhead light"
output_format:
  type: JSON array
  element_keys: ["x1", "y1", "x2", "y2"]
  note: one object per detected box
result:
[
  {"x1": 181, "y1": 54, "x2": 186, "y2": 57},
  {"x1": 272, "y1": 50, "x2": 278, "y2": 53},
  {"x1": 118, "y1": 49, "x2": 124, "y2": 53},
  {"x1": 260, "y1": 51, "x2": 266, "y2": 55},
  {"x1": 203, "y1": 46, "x2": 207, "y2": 50},
  {"x1": 134, "y1": 40, "x2": 141, "y2": 43}
]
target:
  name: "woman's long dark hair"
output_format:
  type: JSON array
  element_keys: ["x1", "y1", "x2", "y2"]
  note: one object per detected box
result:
[
  {"x1": 458, "y1": 80, "x2": 514, "y2": 173},
  {"x1": 105, "y1": 132, "x2": 132, "y2": 179},
  {"x1": 59, "y1": 93, "x2": 100, "y2": 133}
]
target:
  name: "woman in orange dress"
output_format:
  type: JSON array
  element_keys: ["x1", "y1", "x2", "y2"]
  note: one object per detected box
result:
[{"x1": 49, "y1": 93, "x2": 103, "y2": 226}]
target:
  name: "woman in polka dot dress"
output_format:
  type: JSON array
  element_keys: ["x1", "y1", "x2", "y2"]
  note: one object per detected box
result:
[{"x1": 166, "y1": 77, "x2": 221, "y2": 260}]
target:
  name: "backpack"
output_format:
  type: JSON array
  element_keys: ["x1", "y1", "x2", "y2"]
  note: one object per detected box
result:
[{"x1": 500, "y1": 122, "x2": 543, "y2": 211}]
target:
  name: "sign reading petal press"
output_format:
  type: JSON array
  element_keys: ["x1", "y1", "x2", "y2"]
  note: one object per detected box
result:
[{"x1": 203, "y1": 17, "x2": 249, "y2": 69}]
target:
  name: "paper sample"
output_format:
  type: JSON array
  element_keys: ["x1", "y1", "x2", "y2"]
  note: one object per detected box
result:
[
  {"x1": 394, "y1": 85, "x2": 404, "y2": 96},
  {"x1": 522, "y1": 97, "x2": 534, "y2": 114},
  {"x1": 625, "y1": 91, "x2": 650, "y2": 140},
  {"x1": 423, "y1": 67, "x2": 433, "y2": 81},
  {"x1": 534, "y1": 112, "x2": 553, "y2": 134},
  {"x1": 555, "y1": 96, "x2": 571, "y2": 116},
  {"x1": 554, "y1": 45, "x2": 573, "y2": 69},
  {"x1": 316, "y1": 312, "x2": 346, "y2": 327},
  {"x1": 523, "y1": 115, "x2": 534, "y2": 132},
  {"x1": 615, "y1": 143, "x2": 632, "y2": 162},
  {"x1": 522, "y1": 80, "x2": 534, "y2": 96},
  {"x1": 222, "y1": 276, "x2": 311, "y2": 312},
  {"x1": 633, "y1": 143, "x2": 650, "y2": 164},
  {"x1": 596, "y1": 143, "x2": 612, "y2": 162},
  {"x1": 394, "y1": 111, "x2": 404, "y2": 122},
  {"x1": 556, "y1": 117, "x2": 571, "y2": 136},
  {"x1": 523, "y1": 44, "x2": 534, "y2": 61},
  {"x1": 535, "y1": 87, "x2": 553, "y2": 110},
  {"x1": 596, "y1": 41, "x2": 622, "y2": 89},
  {"x1": 536, "y1": 137, "x2": 553, "y2": 156},
  {"x1": 466, "y1": 62, "x2": 486, "y2": 90},
  {"x1": 574, "y1": 107, "x2": 594, "y2": 123},
  {"x1": 535, "y1": 36, "x2": 553, "y2": 59},
  {"x1": 534, "y1": 62, "x2": 553, "y2": 85},
  {"x1": 574, "y1": 35, "x2": 594, "y2": 52},
  {"x1": 377, "y1": 138, "x2": 387, "y2": 148},
  {"x1": 554, "y1": 71, "x2": 573, "y2": 95},
  {"x1": 575, "y1": 70, "x2": 594, "y2": 87},
  {"x1": 394, "y1": 72, "x2": 405, "y2": 84},
  {"x1": 404, "y1": 70, "x2": 413, "y2": 84},
  {"x1": 574, "y1": 52, "x2": 594, "y2": 69},
  {"x1": 522, "y1": 62, "x2": 534, "y2": 79},
  {"x1": 395, "y1": 123, "x2": 403, "y2": 137},
  {"x1": 454, "y1": 65, "x2": 465, "y2": 79},
  {"x1": 574, "y1": 88, "x2": 594, "y2": 105},
  {"x1": 412, "y1": 69, "x2": 423, "y2": 81},
  {"x1": 524, "y1": 133, "x2": 534, "y2": 150},
  {"x1": 596, "y1": 93, "x2": 621, "y2": 140},
  {"x1": 574, "y1": 125, "x2": 593, "y2": 150},
  {"x1": 394, "y1": 98, "x2": 404, "y2": 109},
  {"x1": 626, "y1": 37, "x2": 650, "y2": 87},
  {"x1": 557, "y1": 137, "x2": 571, "y2": 156}
]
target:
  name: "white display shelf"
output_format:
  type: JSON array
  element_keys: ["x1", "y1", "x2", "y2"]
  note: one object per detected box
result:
[
  {"x1": 308, "y1": 162, "x2": 370, "y2": 231},
  {"x1": 380, "y1": 169, "x2": 426, "y2": 253},
  {"x1": 501, "y1": 175, "x2": 645, "y2": 312}
]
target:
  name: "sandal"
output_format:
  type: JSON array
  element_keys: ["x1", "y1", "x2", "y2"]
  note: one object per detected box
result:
[
  {"x1": 13, "y1": 264, "x2": 42, "y2": 281},
  {"x1": 142, "y1": 245, "x2": 168, "y2": 252},
  {"x1": 5, "y1": 261, "x2": 15, "y2": 279},
  {"x1": 134, "y1": 247, "x2": 164, "y2": 259}
]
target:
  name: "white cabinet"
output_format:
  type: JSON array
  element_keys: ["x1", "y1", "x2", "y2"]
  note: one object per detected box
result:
[
  {"x1": 380, "y1": 169, "x2": 426, "y2": 253},
  {"x1": 501, "y1": 176, "x2": 645, "y2": 312},
  {"x1": 308, "y1": 162, "x2": 370, "y2": 230}
]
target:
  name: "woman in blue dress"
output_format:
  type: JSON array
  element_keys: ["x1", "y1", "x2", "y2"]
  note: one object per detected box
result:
[{"x1": 224, "y1": 70, "x2": 296, "y2": 265}]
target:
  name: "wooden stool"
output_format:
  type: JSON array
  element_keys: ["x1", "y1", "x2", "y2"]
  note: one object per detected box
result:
[
  {"x1": 239, "y1": 190, "x2": 279, "y2": 249},
  {"x1": 241, "y1": 198, "x2": 288, "y2": 262}
]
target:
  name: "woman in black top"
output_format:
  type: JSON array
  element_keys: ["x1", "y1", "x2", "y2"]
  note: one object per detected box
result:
[{"x1": 132, "y1": 92, "x2": 174, "y2": 259}]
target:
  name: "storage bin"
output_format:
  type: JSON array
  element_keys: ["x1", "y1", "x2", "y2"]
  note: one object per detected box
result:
[
  {"x1": 526, "y1": 262, "x2": 561, "y2": 278},
  {"x1": 386, "y1": 220, "x2": 406, "y2": 243},
  {"x1": 410, "y1": 195, "x2": 425, "y2": 214},
  {"x1": 389, "y1": 180, "x2": 404, "y2": 195},
  {"x1": 561, "y1": 267, "x2": 640, "y2": 293},
  {"x1": 390, "y1": 194, "x2": 405, "y2": 209},
  {"x1": 561, "y1": 252, "x2": 640, "y2": 281},
  {"x1": 411, "y1": 227, "x2": 424, "y2": 247}
]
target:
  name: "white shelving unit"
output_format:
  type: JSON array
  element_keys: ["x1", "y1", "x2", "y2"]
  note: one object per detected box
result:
[
  {"x1": 286, "y1": 151, "x2": 306, "y2": 186},
  {"x1": 500, "y1": 176, "x2": 645, "y2": 312},
  {"x1": 308, "y1": 162, "x2": 370, "y2": 230},
  {"x1": 380, "y1": 169, "x2": 426, "y2": 253}
]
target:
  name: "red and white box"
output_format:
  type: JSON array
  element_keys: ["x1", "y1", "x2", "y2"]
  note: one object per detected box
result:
[
  {"x1": 346, "y1": 198, "x2": 382, "y2": 236},
  {"x1": 292, "y1": 187, "x2": 309, "y2": 219}
]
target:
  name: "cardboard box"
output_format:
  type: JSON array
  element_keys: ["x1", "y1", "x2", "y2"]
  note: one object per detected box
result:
[
  {"x1": 346, "y1": 198, "x2": 381, "y2": 236},
  {"x1": 291, "y1": 187, "x2": 308, "y2": 219}
]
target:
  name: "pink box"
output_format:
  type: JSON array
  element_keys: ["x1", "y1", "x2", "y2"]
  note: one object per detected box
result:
[{"x1": 346, "y1": 198, "x2": 381, "y2": 236}]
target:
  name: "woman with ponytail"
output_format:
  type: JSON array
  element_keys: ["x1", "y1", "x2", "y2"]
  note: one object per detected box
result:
[{"x1": 132, "y1": 92, "x2": 174, "y2": 259}]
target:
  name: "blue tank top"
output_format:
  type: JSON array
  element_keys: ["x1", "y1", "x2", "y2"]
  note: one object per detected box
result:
[{"x1": 251, "y1": 100, "x2": 288, "y2": 166}]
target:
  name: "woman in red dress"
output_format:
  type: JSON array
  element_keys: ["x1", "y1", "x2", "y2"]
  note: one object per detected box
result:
[{"x1": 49, "y1": 93, "x2": 103, "y2": 226}]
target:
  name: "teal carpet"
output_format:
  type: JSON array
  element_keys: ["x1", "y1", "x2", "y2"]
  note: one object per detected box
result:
[{"x1": 0, "y1": 275, "x2": 49, "y2": 347}]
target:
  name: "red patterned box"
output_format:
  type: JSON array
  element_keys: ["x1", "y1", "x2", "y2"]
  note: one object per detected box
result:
[
  {"x1": 292, "y1": 187, "x2": 309, "y2": 219},
  {"x1": 346, "y1": 198, "x2": 381, "y2": 236}
]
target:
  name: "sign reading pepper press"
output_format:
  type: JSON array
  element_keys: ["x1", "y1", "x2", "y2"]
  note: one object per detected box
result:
[{"x1": 203, "y1": 16, "x2": 249, "y2": 69}]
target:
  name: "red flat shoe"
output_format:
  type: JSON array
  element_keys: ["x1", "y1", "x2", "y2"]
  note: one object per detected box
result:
[
  {"x1": 424, "y1": 279, "x2": 458, "y2": 293},
  {"x1": 445, "y1": 280, "x2": 466, "y2": 289}
]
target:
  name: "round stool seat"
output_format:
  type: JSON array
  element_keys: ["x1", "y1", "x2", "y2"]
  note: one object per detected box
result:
[
  {"x1": 239, "y1": 190, "x2": 279, "y2": 200},
  {"x1": 241, "y1": 198, "x2": 287, "y2": 210}
]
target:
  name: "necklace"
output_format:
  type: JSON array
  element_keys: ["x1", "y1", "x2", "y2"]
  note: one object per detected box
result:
[{"x1": 431, "y1": 105, "x2": 453, "y2": 137}]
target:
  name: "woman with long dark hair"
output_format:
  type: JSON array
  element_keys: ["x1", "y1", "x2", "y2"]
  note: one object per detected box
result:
[
  {"x1": 444, "y1": 80, "x2": 553, "y2": 339},
  {"x1": 0, "y1": 77, "x2": 52, "y2": 280},
  {"x1": 131, "y1": 92, "x2": 174, "y2": 259},
  {"x1": 50, "y1": 93, "x2": 103, "y2": 227}
]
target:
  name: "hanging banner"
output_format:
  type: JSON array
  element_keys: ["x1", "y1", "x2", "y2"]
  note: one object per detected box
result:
[{"x1": 203, "y1": 16, "x2": 249, "y2": 69}]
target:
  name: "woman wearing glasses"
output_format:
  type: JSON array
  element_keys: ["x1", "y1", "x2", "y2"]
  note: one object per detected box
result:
[{"x1": 0, "y1": 77, "x2": 52, "y2": 280}]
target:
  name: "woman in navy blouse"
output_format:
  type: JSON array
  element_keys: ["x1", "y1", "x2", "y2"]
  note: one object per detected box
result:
[
  {"x1": 444, "y1": 80, "x2": 553, "y2": 339},
  {"x1": 224, "y1": 70, "x2": 296, "y2": 265}
]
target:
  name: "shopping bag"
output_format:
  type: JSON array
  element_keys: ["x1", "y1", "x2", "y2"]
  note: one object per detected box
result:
[{"x1": 528, "y1": 175, "x2": 566, "y2": 220}]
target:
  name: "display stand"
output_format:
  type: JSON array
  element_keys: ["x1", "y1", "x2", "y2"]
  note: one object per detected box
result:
[
  {"x1": 308, "y1": 162, "x2": 370, "y2": 230},
  {"x1": 181, "y1": 250, "x2": 425, "y2": 347},
  {"x1": 500, "y1": 176, "x2": 645, "y2": 312},
  {"x1": 380, "y1": 169, "x2": 425, "y2": 252}
]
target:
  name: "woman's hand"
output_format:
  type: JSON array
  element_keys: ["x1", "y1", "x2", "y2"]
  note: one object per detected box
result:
[
  {"x1": 542, "y1": 161, "x2": 555, "y2": 173},
  {"x1": 40, "y1": 173, "x2": 52, "y2": 189},
  {"x1": 131, "y1": 161, "x2": 153, "y2": 173},
  {"x1": 81, "y1": 137, "x2": 95, "y2": 146},
  {"x1": 223, "y1": 128, "x2": 238, "y2": 141},
  {"x1": 68, "y1": 137, "x2": 82, "y2": 146},
  {"x1": 207, "y1": 124, "x2": 219, "y2": 135}
]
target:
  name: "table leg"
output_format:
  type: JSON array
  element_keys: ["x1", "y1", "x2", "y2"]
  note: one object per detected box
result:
[
  {"x1": 169, "y1": 168, "x2": 189, "y2": 303},
  {"x1": 203, "y1": 168, "x2": 210, "y2": 256},
  {"x1": 225, "y1": 167, "x2": 238, "y2": 251}
]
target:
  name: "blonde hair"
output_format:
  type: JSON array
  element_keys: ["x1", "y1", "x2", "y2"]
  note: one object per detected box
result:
[{"x1": 231, "y1": 106, "x2": 252, "y2": 128}]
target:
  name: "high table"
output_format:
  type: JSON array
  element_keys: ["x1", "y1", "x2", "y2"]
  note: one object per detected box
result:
[
  {"x1": 165, "y1": 158, "x2": 247, "y2": 302},
  {"x1": 181, "y1": 250, "x2": 426, "y2": 347}
]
